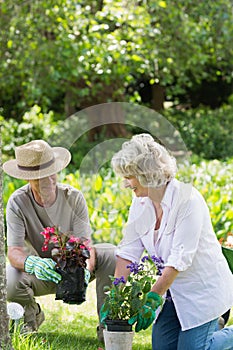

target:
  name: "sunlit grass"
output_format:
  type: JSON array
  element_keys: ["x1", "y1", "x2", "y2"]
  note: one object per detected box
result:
[
  {"x1": 12, "y1": 334, "x2": 51, "y2": 350},
  {"x1": 9, "y1": 280, "x2": 233, "y2": 349},
  {"x1": 35, "y1": 280, "x2": 152, "y2": 350}
]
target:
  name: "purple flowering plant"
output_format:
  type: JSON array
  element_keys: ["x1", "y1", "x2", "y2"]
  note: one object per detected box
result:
[{"x1": 102, "y1": 255, "x2": 164, "y2": 321}]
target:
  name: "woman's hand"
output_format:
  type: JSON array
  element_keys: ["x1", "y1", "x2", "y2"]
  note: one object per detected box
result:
[{"x1": 128, "y1": 291, "x2": 163, "y2": 332}]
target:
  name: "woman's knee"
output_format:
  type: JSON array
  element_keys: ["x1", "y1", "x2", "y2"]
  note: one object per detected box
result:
[{"x1": 209, "y1": 326, "x2": 233, "y2": 350}]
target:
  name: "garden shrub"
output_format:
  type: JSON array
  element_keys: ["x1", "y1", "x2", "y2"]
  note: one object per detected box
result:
[
  {"x1": 177, "y1": 158, "x2": 233, "y2": 242},
  {"x1": 1, "y1": 105, "x2": 58, "y2": 162},
  {"x1": 164, "y1": 96, "x2": 233, "y2": 160},
  {"x1": 3, "y1": 159, "x2": 233, "y2": 245},
  {"x1": 2, "y1": 99, "x2": 233, "y2": 166},
  {"x1": 1, "y1": 105, "x2": 110, "y2": 172}
]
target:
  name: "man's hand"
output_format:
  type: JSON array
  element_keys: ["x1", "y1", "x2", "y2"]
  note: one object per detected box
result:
[
  {"x1": 128, "y1": 291, "x2": 163, "y2": 332},
  {"x1": 24, "y1": 256, "x2": 62, "y2": 284}
]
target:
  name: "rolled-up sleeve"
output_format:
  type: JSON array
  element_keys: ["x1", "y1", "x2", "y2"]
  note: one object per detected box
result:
[
  {"x1": 116, "y1": 198, "x2": 145, "y2": 262},
  {"x1": 6, "y1": 198, "x2": 26, "y2": 247},
  {"x1": 116, "y1": 223, "x2": 145, "y2": 262},
  {"x1": 165, "y1": 191, "x2": 205, "y2": 272}
]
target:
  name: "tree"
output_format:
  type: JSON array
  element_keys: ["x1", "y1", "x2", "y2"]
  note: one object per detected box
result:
[
  {"x1": 0, "y1": 127, "x2": 13, "y2": 349},
  {"x1": 145, "y1": 0, "x2": 233, "y2": 107},
  {"x1": 0, "y1": 0, "x2": 233, "y2": 121}
]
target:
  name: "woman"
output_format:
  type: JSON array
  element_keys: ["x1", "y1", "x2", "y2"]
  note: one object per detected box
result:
[{"x1": 111, "y1": 133, "x2": 233, "y2": 350}]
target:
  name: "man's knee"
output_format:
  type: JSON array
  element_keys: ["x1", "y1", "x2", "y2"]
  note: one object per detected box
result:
[
  {"x1": 6, "y1": 263, "x2": 56, "y2": 305},
  {"x1": 94, "y1": 243, "x2": 116, "y2": 274},
  {"x1": 92, "y1": 243, "x2": 116, "y2": 314}
]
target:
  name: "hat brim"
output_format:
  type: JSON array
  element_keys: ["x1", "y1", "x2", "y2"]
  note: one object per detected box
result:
[{"x1": 3, "y1": 147, "x2": 71, "y2": 180}]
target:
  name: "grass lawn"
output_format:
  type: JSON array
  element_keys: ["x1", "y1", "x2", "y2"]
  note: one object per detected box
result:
[
  {"x1": 19, "y1": 280, "x2": 152, "y2": 350},
  {"x1": 12, "y1": 280, "x2": 233, "y2": 350}
]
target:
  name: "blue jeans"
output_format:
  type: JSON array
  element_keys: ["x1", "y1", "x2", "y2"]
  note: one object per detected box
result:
[{"x1": 152, "y1": 296, "x2": 233, "y2": 350}]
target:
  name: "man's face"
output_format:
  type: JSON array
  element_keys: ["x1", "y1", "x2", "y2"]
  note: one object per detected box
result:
[{"x1": 29, "y1": 174, "x2": 57, "y2": 196}]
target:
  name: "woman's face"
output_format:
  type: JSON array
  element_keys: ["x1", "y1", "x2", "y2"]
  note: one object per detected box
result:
[{"x1": 124, "y1": 176, "x2": 148, "y2": 197}]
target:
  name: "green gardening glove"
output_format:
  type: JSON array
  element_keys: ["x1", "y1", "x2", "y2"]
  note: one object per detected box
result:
[
  {"x1": 128, "y1": 291, "x2": 163, "y2": 332},
  {"x1": 24, "y1": 256, "x2": 62, "y2": 284},
  {"x1": 99, "y1": 302, "x2": 109, "y2": 324},
  {"x1": 84, "y1": 269, "x2": 91, "y2": 287}
]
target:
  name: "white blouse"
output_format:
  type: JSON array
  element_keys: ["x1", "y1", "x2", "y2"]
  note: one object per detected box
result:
[{"x1": 116, "y1": 178, "x2": 233, "y2": 330}]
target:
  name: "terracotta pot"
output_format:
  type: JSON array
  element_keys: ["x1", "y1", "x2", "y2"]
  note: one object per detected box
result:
[{"x1": 55, "y1": 266, "x2": 87, "y2": 304}]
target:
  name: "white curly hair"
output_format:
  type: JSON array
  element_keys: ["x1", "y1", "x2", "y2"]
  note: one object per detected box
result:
[{"x1": 111, "y1": 133, "x2": 177, "y2": 188}]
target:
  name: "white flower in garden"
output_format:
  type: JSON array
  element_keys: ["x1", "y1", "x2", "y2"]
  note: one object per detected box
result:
[
  {"x1": 7, "y1": 302, "x2": 24, "y2": 320},
  {"x1": 227, "y1": 235, "x2": 233, "y2": 246}
]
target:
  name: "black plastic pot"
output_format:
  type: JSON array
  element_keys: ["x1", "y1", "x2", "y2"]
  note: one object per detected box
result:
[
  {"x1": 105, "y1": 319, "x2": 132, "y2": 332},
  {"x1": 55, "y1": 266, "x2": 87, "y2": 305}
]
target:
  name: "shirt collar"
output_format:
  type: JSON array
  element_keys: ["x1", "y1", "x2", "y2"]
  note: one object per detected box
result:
[
  {"x1": 138, "y1": 178, "x2": 177, "y2": 209},
  {"x1": 161, "y1": 178, "x2": 177, "y2": 209}
]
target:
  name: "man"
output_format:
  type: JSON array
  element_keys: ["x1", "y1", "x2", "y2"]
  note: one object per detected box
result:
[{"x1": 3, "y1": 140, "x2": 116, "y2": 341}]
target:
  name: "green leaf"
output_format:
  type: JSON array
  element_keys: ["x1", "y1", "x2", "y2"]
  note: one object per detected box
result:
[
  {"x1": 142, "y1": 281, "x2": 151, "y2": 293},
  {"x1": 131, "y1": 281, "x2": 141, "y2": 297}
]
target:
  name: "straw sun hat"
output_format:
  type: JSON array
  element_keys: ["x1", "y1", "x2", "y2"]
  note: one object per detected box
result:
[{"x1": 3, "y1": 140, "x2": 71, "y2": 180}]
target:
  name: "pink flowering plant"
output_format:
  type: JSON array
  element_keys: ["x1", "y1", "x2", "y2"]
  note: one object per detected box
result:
[
  {"x1": 40, "y1": 226, "x2": 91, "y2": 304},
  {"x1": 101, "y1": 255, "x2": 164, "y2": 321},
  {"x1": 40, "y1": 226, "x2": 91, "y2": 271}
]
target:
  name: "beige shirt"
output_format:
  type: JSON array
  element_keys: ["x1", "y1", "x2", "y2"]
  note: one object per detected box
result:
[{"x1": 6, "y1": 183, "x2": 92, "y2": 257}]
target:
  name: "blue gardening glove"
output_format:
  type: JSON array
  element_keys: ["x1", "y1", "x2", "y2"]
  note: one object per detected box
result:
[
  {"x1": 129, "y1": 291, "x2": 163, "y2": 332},
  {"x1": 24, "y1": 256, "x2": 62, "y2": 284}
]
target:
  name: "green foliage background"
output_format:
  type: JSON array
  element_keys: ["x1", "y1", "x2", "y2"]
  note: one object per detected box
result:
[
  {"x1": 3, "y1": 158, "x2": 233, "y2": 245},
  {"x1": 1, "y1": 103, "x2": 233, "y2": 245},
  {"x1": 164, "y1": 96, "x2": 233, "y2": 160},
  {"x1": 1, "y1": 0, "x2": 233, "y2": 118},
  {"x1": 2, "y1": 98, "x2": 233, "y2": 164},
  {"x1": 1, "y1": 1, "x2": 233, "y2": 348}
]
